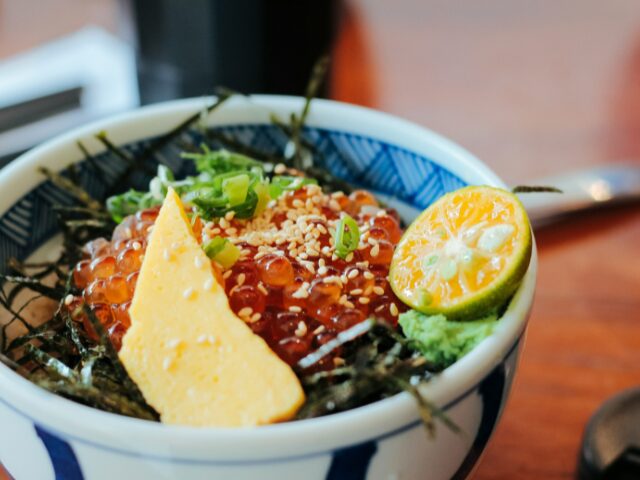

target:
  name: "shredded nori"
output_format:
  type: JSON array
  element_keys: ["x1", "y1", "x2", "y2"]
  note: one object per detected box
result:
[
  {"x1": 295, "y1": 320, "x2": 456, "y2": 434},
  {"x1": 512, "y1": 185, "x2": 563, "y2": 194}
]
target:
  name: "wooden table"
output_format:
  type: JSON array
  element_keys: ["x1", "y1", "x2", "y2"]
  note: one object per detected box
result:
[{"x1": 2, "y1": 0, "x2": 640, "y2": 478}]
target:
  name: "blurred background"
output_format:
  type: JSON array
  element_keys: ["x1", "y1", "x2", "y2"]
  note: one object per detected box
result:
[{"x1": 1, "y1": 0, "x2": 639, "y2": 478}]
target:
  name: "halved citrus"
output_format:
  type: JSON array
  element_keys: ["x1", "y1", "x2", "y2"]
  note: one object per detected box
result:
[{"x1": 389, "y1": 185, "x2": 532, "y2": 319}]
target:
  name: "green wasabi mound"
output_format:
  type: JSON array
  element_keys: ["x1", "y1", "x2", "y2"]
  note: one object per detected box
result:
[{"x1": 399, "y1": 310, "x2": 499, "y2": 370}]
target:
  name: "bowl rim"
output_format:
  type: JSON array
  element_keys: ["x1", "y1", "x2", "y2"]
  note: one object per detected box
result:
[{"x1": 0, "y1": 95, "x2": 537, "y2": 459}]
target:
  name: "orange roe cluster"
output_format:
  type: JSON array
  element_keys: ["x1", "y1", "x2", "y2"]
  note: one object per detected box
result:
[{"x1": 66, "y1": 185, "x2": 407, "y2": 368}]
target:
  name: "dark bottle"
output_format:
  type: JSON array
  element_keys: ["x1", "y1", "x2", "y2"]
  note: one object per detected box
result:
[{"x1": 130, "y1": 0, "x2": 341, "y2": 104}]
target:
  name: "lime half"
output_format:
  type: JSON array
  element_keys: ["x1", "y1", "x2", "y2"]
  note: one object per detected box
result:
[{"x1": 390, "y1": 186, "x2": 532, "y2": 319}]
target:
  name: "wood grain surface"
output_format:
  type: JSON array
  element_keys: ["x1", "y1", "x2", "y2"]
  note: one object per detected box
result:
[{"x1": 2, "y1": 1, "x2": 640, "y2": 479}]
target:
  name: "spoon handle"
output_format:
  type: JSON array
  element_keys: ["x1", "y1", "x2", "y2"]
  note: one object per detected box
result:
[{"x1": 515, "y1": 164, "x2": 640, "y2": 228}]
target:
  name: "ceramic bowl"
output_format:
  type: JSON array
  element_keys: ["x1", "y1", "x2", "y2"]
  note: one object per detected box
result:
[{"x1": 0, "y1": 96, "x2": 537, "y2": 480}]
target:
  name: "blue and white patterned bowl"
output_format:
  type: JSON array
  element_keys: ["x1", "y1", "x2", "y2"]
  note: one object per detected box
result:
[{"x1": 0, "y1": 96, "x2": 536, "y2": 480}]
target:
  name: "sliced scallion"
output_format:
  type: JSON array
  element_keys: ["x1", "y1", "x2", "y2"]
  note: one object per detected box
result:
[
  {"x1": 268, "y1": 175, "x2": 318, "y2": 199},
  {"x1": 222, "y1": 174, "x2": 250, "y2": 206},
  {"x1": 333, "y1": 214, "x2": 360, "y2": 259},
  {"x1": 203, "y1": 236, "x2": 241, "y2": 268}
]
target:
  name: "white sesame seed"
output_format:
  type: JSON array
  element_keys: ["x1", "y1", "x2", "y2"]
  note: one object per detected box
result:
[
  {"x1": 348, "y1": 269, "x2": 359, "y2": 279},
  {"x1": 333, "y1": 357, "x2": 346, "y2": 366},
  {"x1": 226, "y1": 227, "x2": 238, "y2": 236},
  {"x1": 196, "y1": 334, "x2": 216, "y2": 345},
  {"x1": 182, "y1": 287, "x2": 195, "y2": 299},
  {"x1": 237, "y1": 273, "x2": 246, "y2": 286},
  {"x1": 274, "y1": 163, "x2": 286, "y2": 174},
  {"x1": 317, "y1": 266, "x2": 328, "y2": 275},
  {"x1": 132, "y1": 241, "x2": 142, "y2": 251},
  {"x1": 225, "y1": 211, "x2": 236, "y2": 221},
  {"x1": 250, "y1": 313, "x2": 262, "y2": 323},
  {"x1": 373, "y1": 286, "x2": 385, "y2": 295},
  {"x1": 171, "y1": 241, "x2": 181, "y2": 251},
  {"x1": 124, "y1": 227, "x2": 132, "y2": 239},
  {"x1": 363, "y1": 271, "x2": 374, "y2": 280},
  {"x1": 323, "y1": 276, "x2": 342, "y2": 285},
  {"x1": 390, "y1": 303, "x2": 399, "y2": 316},
  {"x1": 162, "y1": 357, "x2": 173, "y2": 371},
  {"x1": 203, "y1": 278, "x2": 214, "y2": 291},
  {"x1": 375, "y1": 305, "x2": 385, "y2": 312},
  {"x1": 345, "y1": 301, "x2": 355, "y2": 309},
  {"x1": 163, "y1": 249, "x2": 172, "y2": 261},
  {"x1": 338, "y1": 295, "x2": 348, "y2": 305},
  {"x1": 295, "y1": 321, "x2": 308, "y2": 337},
  {"x1": 166, "y1": 339, "x2": 182, "y2": 349},
  {"x1": 370, "y1": 243, "x2": 380, "y2": 257},
  {"x1": 359, "y1": 297, "x2": 370, "y2": 305},
  {"x1": 194, "y1": 256, "x2": 204, "y2": 269},
  {"x1": 289, "y1": 306, "x2": 302, "y2": 313},
  {"x1": 345, "y1": 252, "x2": 354, "y2": 262},
  {"x1": 223, "y1": 270, "x2": 233, "y2": 279},
  {"x1": 64, "y1": 294, "x2": 74, "y2": 306},
  {"x1": 238, "y1": 307, "x2": 253, "y2": 318},
  {"x1": 219, "y1": 217, "x2": 230, "y2": 229},
  {"x1": 257, "y1": 283, "x2": 269, "y2": 295},
  {"x1": 291, "y1": 287, "x2": 309, "y2": 299},
  {"x1": 313, "y1": 325, "x2": 326, "y2": 335},
  {"x1": 302, "y1": 261, "x2": 315, "y2": 274},
  {"x1": 350, "y1": 288, "x2": 363, "y2": 295}
]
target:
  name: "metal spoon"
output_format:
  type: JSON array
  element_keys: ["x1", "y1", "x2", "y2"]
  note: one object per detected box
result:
[{"x1": 516, "y1": 164, "x2": 640, "y2": 229}]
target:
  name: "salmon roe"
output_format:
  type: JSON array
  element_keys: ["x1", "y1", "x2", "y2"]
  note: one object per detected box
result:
[{"x1": 66, "y1": 186, "x2": 407, "y2": 366}]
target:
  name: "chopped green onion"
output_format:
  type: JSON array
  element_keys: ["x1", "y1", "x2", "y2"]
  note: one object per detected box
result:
[
  {"x1": 268, "y1": 175, "x2": 318, "y2": 199},
  {"x1": 222, "y1": 174, "x2": 250, "y2": 206},
  {"x1": 203, "y1": 236, "x2": 241, "y2": 269},
  {"x1": 203, "y1": 236, "x2": 227, "y2": 257},
  {"x1": 182, "y1": 148, "x2": 263, "y2": 175},
  {"x1": 253, "y1": 183, "x2": 271, "y2": 216},
  {"x1": 106, "y1": 189, "x2": 160, "y2": 223},
  {"x1": 333, "y1": 214, "x2": 361, "y2": 259}
]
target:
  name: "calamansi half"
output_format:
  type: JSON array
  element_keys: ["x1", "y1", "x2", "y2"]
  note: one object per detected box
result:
[{"x1": 389, "y1": 186, "x2": 532, "y2": 319}]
